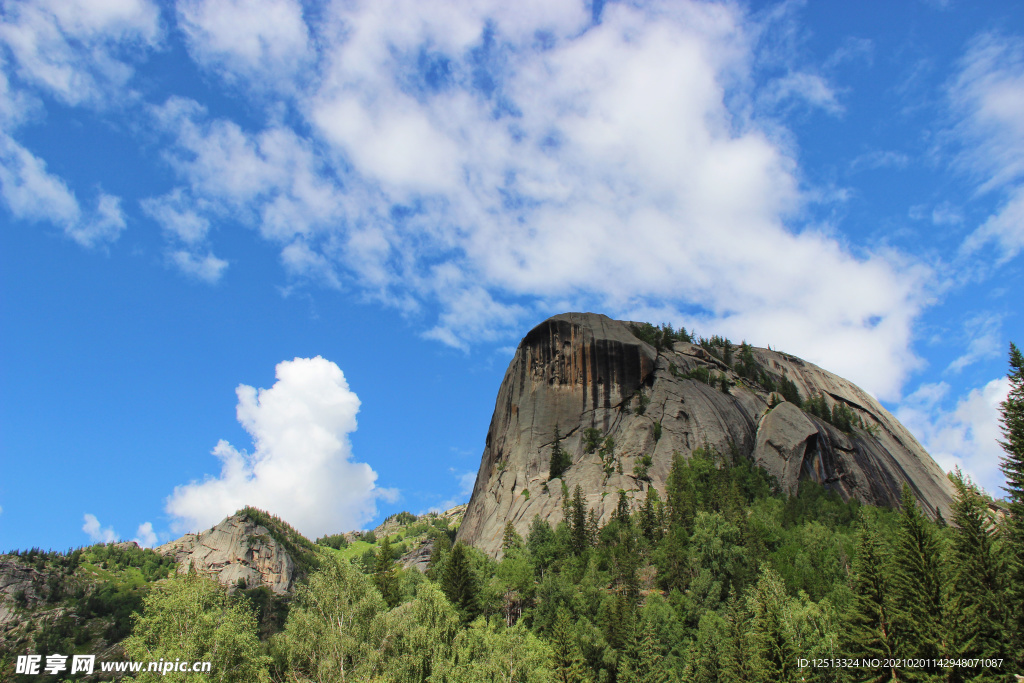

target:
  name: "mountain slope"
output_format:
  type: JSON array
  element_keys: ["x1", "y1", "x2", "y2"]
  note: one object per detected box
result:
[{"x1": 457, "y1": 312, "x2": 954, "y2": 556}]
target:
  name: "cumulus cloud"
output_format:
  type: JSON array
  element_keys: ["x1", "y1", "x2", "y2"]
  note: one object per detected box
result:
[
  {"x1": 950, "y1": 34, "x2": 1024, "y2": 261},
  {"x1": 146, "y1": 0, "x2": 931, "y2": 399},
  {"x1": 133, "y1": 522, "x2": 157, "y2": 548},
  {"x1": 165, "y1": 356, "x2": 394, "y2": 538},
  {"x1": 83, "y1": 513, "x2": 118, "y2": 544},
  {"x1": 896, "y1": 377, "x2": 1010, "y2": 496}
]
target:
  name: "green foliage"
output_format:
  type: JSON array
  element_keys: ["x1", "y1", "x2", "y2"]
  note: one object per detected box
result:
[
  {"x1": 778, "y1": 375, "x2": 802, "y2": 406},
  {"x1": 945, "y1": 471, "x2": 1007, "y2": 679},
  {"x1": 374, "y1": 536, "x2": 402, "y2": 609},
  {"x1": 237, "y1": 506, "x2": 320, "y2": 576},
  {"x1": 633, "y1": 453, "x2": 653, "y2": 482},
  {"x1": 549, "y1": 424, "x2": 573, "y2": 480},
  {"x1": 315, "y1": 533, "x2": 349, "y2": 549},
  {"x1": 652, "y1": 421, "x2": 662, "y2": 442},
  {"x1": 442, "y1": 542, "x2": 480, "y2": 624},
  {"x1": 890, "y1": 484, "x2": 945, "y2": 680},
  {"x1": 633, "y1": 391, "x2": 651, "y2": 415},
  {"x1": 583, "y1": 427, "x2": 603, "y2": 454},
  {"x1": 629, "y1": 321, "x2": 689, "y2": 351},
  {"x1": 123, "y1": 571, "x2": 270, "y2": 682},
  {"x1": 362, "y1": 529, "x2": 377, "y2": 544},
  {"x1": 998, "y1": 341, "x2": 1024, "y2": 669}
]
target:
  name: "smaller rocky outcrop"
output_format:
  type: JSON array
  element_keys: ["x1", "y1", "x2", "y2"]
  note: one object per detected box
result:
[
  {"x1": 0, "y1": 557, "x2": 46, "y2": 629},
  {"x1": 158, "y1": 515, "x2": 296, "y2": 595},
  {"x1": 399, "y1": 541, "x2": 434, "y2": 573}
]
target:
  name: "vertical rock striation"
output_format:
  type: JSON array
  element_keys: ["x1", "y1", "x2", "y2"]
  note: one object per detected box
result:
[{"x1": 457, "y1": 312, "x2": 954, "y2": 557}]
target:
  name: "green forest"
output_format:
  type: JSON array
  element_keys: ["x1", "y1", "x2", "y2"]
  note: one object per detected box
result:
[{"x1": 4, "y1": 344, "x2": 1023, "y2": 683}]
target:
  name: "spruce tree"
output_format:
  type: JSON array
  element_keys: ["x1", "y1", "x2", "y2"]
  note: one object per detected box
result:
[
  {"x1": 373, "y1": 536, "x2": 401, "y2": 609},
  {"x1": 998, "y1": 342, "x2": 1024, "y2": 670},
  {"x1": 747, "y1": 566, "x2": 798, "y2": 683},
  {"x1": 570, "y1": 485, "x2": 589, "y2": 555},
  {"x1": 891, "y1": 484, "x2": 945, "y2": 681},
  {"x1": 946, "y1": 472, "x2": 1005, "y2": 682},
  {"x1": 845, "y1": 520, "x2": 900, "y2": 683},
  {"x1": 441, "y1": 542, "x2": 478, "y2": 623},
  {"x1": 550, "y1": 607, "x2": 592, "y2": 683},
  {"x1": 502, "y1": 520, "x2": 524, "y2": 553}
]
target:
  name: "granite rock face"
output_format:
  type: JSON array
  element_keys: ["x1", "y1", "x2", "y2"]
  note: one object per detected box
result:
[
  {"x1": 457, "y1": 312, "x2": 955, "y2": 557},
  {"x1": 157, "y1": 515, "x2": 295, "y2": 594}
]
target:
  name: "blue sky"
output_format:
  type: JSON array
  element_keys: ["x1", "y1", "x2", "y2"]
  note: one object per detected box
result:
[{"x1": 1, "y1": 0, "x2": 1022, "y2": 551}]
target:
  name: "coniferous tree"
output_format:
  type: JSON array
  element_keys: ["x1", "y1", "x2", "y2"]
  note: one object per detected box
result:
[
  {"x1": 946, "y1": 472, "x2": 1005, "y2": 682},
  {"x1": 640, "y1": 487, "x2": 662, "y2": 541},
  {"x1": 570, "y1": 485, "x2": 589, "y2": 555},
  {"x1": 373, "y1": 536, "x2": 401, "y2": 609},
  {"x1": 441, "y1": 542, "x2": 478, "y2": 624},
  {"x1": 998, "y1": 342, "x2": 1024, "y2": 670},
  {"x1": 845, "y1": 520, "x2": 900, "y2": 683},
  {"x1": 719, "y1": 589, "x2": 755, "y2": 683},
  {"x1": 618, "y1": 617, "x2": 670, "y2": 683},
  {"x1": 502, "y1": 520, "x2": 524, "y2": 553},
  {"x1": 550, "y1": 607, "x2": 592, "y2": 683},
  {"x1": 747, "y1": 566, "x2": 798, "y2": 683},
  {"x1": 891, "y1": 484, "x2": 945, "y2": 681},
  {"x1": 550, "y1": 424, "x2": 572, "y2": 479}
]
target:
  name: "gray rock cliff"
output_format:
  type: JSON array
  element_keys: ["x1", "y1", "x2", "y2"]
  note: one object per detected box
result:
[
  {"x1": 457, "y1": 312, "x2": 955, "y2": 557},
  {"x1": 157, "y1": 514, "x2": 296, "y2": 594}
]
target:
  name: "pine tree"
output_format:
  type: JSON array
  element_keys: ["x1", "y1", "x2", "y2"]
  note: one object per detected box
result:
[
  {"x1": 550, "y1": 424, "x2": 572, "y2": 479},
  {"x1": 946, "y1": 472, "x2": 1005, "y2": 682},
  {"x1": 570, "y1": 485, "x2": 589, "y2": 555},
  {"x1": 550, "y1": 607, "x2": 593, "y2": 683},
  {"x1": 441, "y1": 542, "x2": 478, "y2": 624},
  {"x1": 845, "y1": 521, "x2": 900, "y2": 683},
  {"x1": 998, "y1": 342, "x2": 1024, "y2": 670},
  {"x1": 502, "y1": 520, "x2": 524, "y2": 553},
  {"x1": 891, "y1": 484, "x2": 945, "y2": 681},
  {"x1": 373, "y1": 536, "x2": 401, "y2": 609},
  {"x1": 747, "y1": 566, "x2": 798, "y2": 683},
  {"x1": 618, "y1": 618, "x2": 670, "y2": 683}
]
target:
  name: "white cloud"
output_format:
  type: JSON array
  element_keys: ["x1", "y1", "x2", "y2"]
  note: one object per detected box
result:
[
  {"x1": 0, "y1": 0, "x2": 160, "y2": 107},
  {"x1": 133, "y1": 522, "x2": 157, "y2": 548},
  {"x1": 177, "y1": 0, "x2": 311, "y2": 87},
  {"x1": 0, "y1": 135, "x2": 127, "y2": 247},
  {"x1": 762, "y1": 71, "x2": 843, "y2": 115},
  {"x1": 170, "y1": 249, "x2": 228, "y2": 283},
  {"x1": 142, "y1": 189, "x2": 211, "y2": 244},
  {"x1": 950, "y1": 34, "x2": 1024, "y2": 261},
  {"x1": 67, "y1": 192, "x2": 126, "y2": 247},
  {"x1": 147, "y1": 0, "x2": 933, "y2": 399},
  {"x1": 427, "y1": 469, "x2": 477, "y2": 514},
  {"x1": 83, "y1": 513, "x2": 119, "y2": 544},
  {"x1": 946, "y1": 312, "x2": 1003, "y2": 373},
  {"x1": 165, "y1": 356, "x2": 392, "y2": 538},
  {"x1": 896, "y1": 377, "x2": 1010, "y2": 496},
  {"x1": 0, "y1": 134, "x2": 80, "y2": 225}
]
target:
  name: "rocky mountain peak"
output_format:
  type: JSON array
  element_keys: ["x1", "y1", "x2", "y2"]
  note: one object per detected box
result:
[{"x1": 456, "y1": 312, "x2": 955, "y2": 557}]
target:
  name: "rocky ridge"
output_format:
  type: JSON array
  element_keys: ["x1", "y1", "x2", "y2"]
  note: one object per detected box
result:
[
  {"x1": 157, "y1": 514, "x2": 298, "y2": 595},
  {"x1": 457, "y1": 312, "x2": 956, "y2": 557}
]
